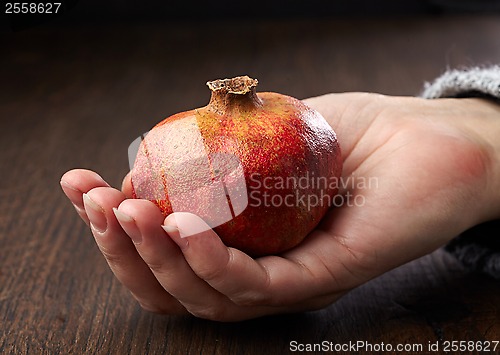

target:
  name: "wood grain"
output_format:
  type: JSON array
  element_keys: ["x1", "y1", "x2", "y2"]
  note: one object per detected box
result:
[{"x1": 1, "y1": 14, "x2": 500, "y2": 354}]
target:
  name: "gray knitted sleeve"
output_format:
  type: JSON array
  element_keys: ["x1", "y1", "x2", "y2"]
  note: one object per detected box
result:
[
  {"x1": 421, "y1": 65, "x2": 500, "y2": 99},
  {"x1": 421, "y1": 66, "x2": 500, "y2": 280}
]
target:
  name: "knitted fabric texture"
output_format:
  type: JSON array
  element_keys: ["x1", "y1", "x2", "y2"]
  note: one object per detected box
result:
[
  {"x1": 421, "y1": 66, "x2": 500, "y2": 280},
  {"x1": 421, "y1": 65, "x2": 500, "y2": 99}
]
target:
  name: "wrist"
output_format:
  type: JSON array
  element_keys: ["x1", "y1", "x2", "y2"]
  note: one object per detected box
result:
[{"x1": 452, "y1": 98, "x2": 500, "y2": 221}]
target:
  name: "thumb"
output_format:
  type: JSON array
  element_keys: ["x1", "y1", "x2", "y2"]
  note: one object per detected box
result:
[
  {"x1": 303, "y1": 92, "x2": 385, "y2": 165},
  {"x1": 121, "y1": 172, "x2": 134, "y2": 199},
  {"x1": 303, "y1": 92, "x2": 381, "y2": 130}
]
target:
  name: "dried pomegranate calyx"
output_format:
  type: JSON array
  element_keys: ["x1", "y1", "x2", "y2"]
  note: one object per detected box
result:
[
  {"x1": 206, "y1": 76, "x2": 258, "y2": 95},
  {"x1": 206, "y1": 75, "x2": 262, "y2": 115}
]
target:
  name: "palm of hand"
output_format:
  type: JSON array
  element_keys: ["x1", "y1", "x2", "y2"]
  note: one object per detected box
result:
[
  {"x1": 61, "y1": 93, "x2": 490, "y2": 321},
  {"x1": 301, "y1": 93, "x2": 488, "y2": 294}
]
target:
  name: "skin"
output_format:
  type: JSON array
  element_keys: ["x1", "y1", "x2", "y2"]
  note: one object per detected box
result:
[{"x1": 61, "y1": 93, "x2": 500, "y2": 322}]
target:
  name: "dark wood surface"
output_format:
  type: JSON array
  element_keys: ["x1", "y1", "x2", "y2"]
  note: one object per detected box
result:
[{"x1": 1, "y1": 14, "x2": 500, "y2": 354}]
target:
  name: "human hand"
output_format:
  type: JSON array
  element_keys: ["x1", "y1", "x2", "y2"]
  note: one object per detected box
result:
[{"x1": 60, "y1": 93, "x2": 500, "y2": 321}]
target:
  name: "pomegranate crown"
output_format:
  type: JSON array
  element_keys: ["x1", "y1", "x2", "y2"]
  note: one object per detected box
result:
[{"x1": 206, "y1": 76, "x2": 258, "y2": 95}]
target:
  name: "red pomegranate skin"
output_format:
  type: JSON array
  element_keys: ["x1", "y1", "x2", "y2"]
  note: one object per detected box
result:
[{"x1": 131, "y1": 76, "x2": 342, "y2": 256}]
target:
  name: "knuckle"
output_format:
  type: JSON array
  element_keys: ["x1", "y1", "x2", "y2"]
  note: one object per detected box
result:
[
  {"x1": 229, "y1": 263, "x2": 275, "y2": 307},
  {"x1": 194, "y1": 248, "x2": 234, "y2": 282},
  {"x1": 98, "y1": 246, "x2": 127, "y2": 267},
  {"x1": 145, "y1": 260, "x2": 167, "y2": 274},
  {"x1": 195, "y1": 265, "x2": 228, "y2": 283},
  {"x1": 230, "y1": 291, "x2": 272, "y2": 307}
]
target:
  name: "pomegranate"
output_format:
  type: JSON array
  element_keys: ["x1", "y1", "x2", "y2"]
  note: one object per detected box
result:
[{"x1": 131, "y1": 76, "x2": 342, "y2": 256}]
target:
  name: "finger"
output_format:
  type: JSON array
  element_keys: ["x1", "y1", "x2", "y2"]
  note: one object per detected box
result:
[
  {"x1": 121, "y1": 207, "x2": 238, "y2": 320},
  {"x1": 164, "y1": 212, "x2": 271, "y2": 306},
  {"x1": 165, "y1": 213, "x2": 325, "y2": 308},
  {"x1": 84, "y1": 187, "x2": 185, "y2": 314},
  {"x1": 121, "y1": 172, "x2": 133, "y2": 199},
  {"x1": 60, "y1": 169, "x2": 110, "y2": 224}
]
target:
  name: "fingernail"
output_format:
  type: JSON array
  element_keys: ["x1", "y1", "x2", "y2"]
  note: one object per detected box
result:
[
  {"x1": 161, "y1": 224, "x2": 178, "y2": 234},
  {"x1": 113, "y1": 207, "x2": 134, "y2": 223},
  {"x1": 60, "y1": 180, "x2": 84, "y2": 209},
  {"x1": 83, "y1": 193, "x2": 107, "y2": 233},
  {"x1": 113, "y1": 208, "x2": 142, "y2": 244},
  {"x1": 162, "y1": 224, "x2": 188, "y2": 249},
  {"x1": 60, "y1": 180, "x2": 78, "y2": 192},
  {"x1": 167, "y1": 212, "x2": 210, "y2": 238}
]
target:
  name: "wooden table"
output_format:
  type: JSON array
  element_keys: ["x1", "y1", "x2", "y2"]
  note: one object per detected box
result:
[{"x1": 1, "y1": 14, "x2": 499, "y2": 354}]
